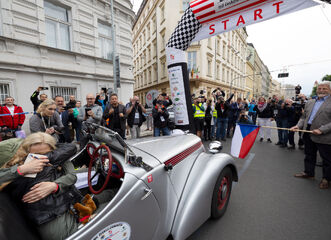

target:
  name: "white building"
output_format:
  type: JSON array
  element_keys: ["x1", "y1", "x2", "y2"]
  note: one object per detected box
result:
[{"x1": 0, "y1": 0, "x2": 135, "y2": 131}]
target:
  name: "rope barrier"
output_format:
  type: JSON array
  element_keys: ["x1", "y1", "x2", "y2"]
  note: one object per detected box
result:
[
  {"x1": 0, "y1": 112, "x2": 35, "y2": 117},
  {"x1": 260, "y1": 125, "x2": 313, "y2": 133}
]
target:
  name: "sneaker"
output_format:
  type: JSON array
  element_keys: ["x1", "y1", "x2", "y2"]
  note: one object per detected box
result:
[
  {"x1": 259, "y1": 138, "x2": 263, "y2": 142},
  {"x1": 267, "y1": 138, "x2": 272, "y2": 143}
]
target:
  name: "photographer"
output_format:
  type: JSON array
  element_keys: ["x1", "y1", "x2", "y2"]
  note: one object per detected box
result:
[
  {"x1": 215, "y1": 94, "x2": 234, "y2": 141},
  {"x1": 152, "y1": 100, "x2": 171, "y2": 137},
  {"x1": 103, "y1": 93, "x2": 126, "y2": 139},
  {"x1": 95, "y1": 88, "x2": 109, "y2": 111},
  {"x1": 126, "y1": 96, "x2": 146, "y2": 139},
  {"x1": 289, "y1": 94, "x2": 306, "y2": 149},
  {"x1": 212, "y1": 88, "x2": 225, "y2": 102},
  {"x1": 152, "y1": 92, "x2": 172, "y2": 107},
  {"x1": 237, "y1": 109, "x2": 254, "y2": 125},
  {"x1": 192, "y1": 97, "x2": 205, "y2": 138},
  {"x1": 78, "y1": 93, "x2": 103, "y2": 125},
  {"x1": 30, "y1": 87, "x2": 48, "y2": 111},
  {"x1": 276, "y1": 99, "x2": 293, "y2": 148}
]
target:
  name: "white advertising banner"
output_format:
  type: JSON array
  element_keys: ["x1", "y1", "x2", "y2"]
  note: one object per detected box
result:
[
  {"x1": 168, "y1": 66, "x2": 189, "y2": 125},
  {"x1": 191, "y1": 0, "x2": 319, "y2": 42}
]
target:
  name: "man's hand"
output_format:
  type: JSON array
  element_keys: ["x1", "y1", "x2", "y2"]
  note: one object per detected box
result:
[
  {"x1": 109, "y1": 108, "x2": 114, "y2": 115},
  {"x1": 312, "y1": 129, "x2": 322, "y2": 135},
  {"x1": 22, "y1": 182, "x2": 58, "y2": 203},
  {"x1": 18, "y1": 157, "x2": 49, "y2": 175},
  {"x1": 119, "y1": 113, "x2": 124, "y2": 117},
  {"x1": 290, "y1": 126, "x2": 300, "y2": 132},
  {"x1": 37, "y1": 87, "x2": 43, "y2": 92},
  {"x1": 87, "y1": 110, "x2": 93, "y2": 117}
]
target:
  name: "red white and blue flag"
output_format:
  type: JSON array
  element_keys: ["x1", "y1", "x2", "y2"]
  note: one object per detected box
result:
[{"x1": 231, "y1": 124, "x2": 260, "y2": 159}]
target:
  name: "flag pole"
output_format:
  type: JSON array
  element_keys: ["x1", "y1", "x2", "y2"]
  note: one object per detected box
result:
[{"x1": 260, "y1": 125, "x2": 313, "y2": 133}]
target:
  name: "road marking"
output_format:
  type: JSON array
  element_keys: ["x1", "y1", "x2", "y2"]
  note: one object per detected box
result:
[{"x1": 233, "y1": 153, "x2": 255, "y2": 187}]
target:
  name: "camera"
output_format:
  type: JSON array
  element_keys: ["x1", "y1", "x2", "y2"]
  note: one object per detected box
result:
[
  {"x1": 40, "y1": 87, "x2": 49, "y2": 90},
  {"x1": 85, "y1": 108, "x2": 91, "y2": 115},
  {"x1": 200, "y1": 90, "x2": 204, "y2": 95},
  {"x1": 101, "y1": 87, "x2": 107, "y2": 93},
  {"x1": 62, "y1": 106, "x2": 71, "y2": 111},
  {"x1": 295, "y1": 85, "x2": 302, "y2": 95},
  {"x1": 161, "y1": 93, "x2": 167, "y2": 97}
]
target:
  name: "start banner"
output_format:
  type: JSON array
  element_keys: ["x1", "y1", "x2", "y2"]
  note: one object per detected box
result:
[{"x1": 192, "y1": 0, "x2": 319, "y2": 42}]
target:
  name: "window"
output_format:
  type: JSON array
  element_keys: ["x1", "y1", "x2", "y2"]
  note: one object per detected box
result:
[
  {"x1": 98, "y1": 22, "x2": 113, "y2": 60},
  {"x1": 161, "y1": 32, "x2": 165, "y2": 50},
  {"x1": 207, "y1": 59, "x2": 212, "y2": 76},
  {"x1": 153, "y1": 64, "x2": 157, "y2": 82},
  {"x1": 0, "y1": 83, "x2": 10, "y2": 104},
  {"x1": 187, "y1": 51, "x2": 197, "y2": 75},
  {"x1": 44, "y1": 1, "x2": 71, "y2": 50},
  {"x1": 217, "y1": 64, "x2": 220, "y2": 79},
  {"x1": 51, "y1": 87, "x2": 77, "y2": 102},
  {"x1": 152, "y1": 15, "x2": 156, "y2": 32},
  {"x1": 183, "y1": 0, "x2": 190, "y2": 11},
  {"x1": 147, "y1": 23, "x2": 150, "y2": 39}
]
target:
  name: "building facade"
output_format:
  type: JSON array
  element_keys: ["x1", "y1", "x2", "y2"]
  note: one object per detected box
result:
[
  {"x1": 281, "y1": 84, "x2": 296, "y2": 100},
  {"x1": 0, "y1": 0, "x2": 135, "y2": 131},
  {"x1": 269, "y1": 78, "x2": 282, "y2": 98},
  {"x1": 132, "y1": 0, "x2": 248, "y2": 104},
  {"x1": 246, "y1": 43, "x2": 264, "y2": 99}
]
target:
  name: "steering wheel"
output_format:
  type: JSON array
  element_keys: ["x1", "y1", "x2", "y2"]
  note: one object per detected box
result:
[{"x1": 88, "y1": 144, "x2": 113, "y2": 194}]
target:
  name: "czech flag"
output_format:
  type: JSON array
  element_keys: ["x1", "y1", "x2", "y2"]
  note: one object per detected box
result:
[{"x1": 231, "y1": 124, "x2": 260, "y2": 159}]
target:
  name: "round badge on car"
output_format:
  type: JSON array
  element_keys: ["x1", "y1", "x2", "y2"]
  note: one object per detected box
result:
[{"x1": 208, "y1": 141, "x2": 223, "y2": 154}]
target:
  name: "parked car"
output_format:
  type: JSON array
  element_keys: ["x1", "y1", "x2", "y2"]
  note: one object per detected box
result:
[{"x1": 0, "y1": 123, "x2": 238, "y2": 240}]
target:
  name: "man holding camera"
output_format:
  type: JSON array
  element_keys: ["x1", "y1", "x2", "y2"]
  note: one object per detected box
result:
[
  {"x1": 152, "y1": 92, "x2": 172, "y2": 107},
  {"x1": 103, "y1": 93, "x2": 126, "y2": 139},
  {"x1": 291, "y1": 82, "x2": 331, "y2": 189},
  {"x1": 30, "y1": 87, "x2": 48, "y2": 111},
  {"x1": 152, "y1": 100, "x2": 171, "y2": 137},
  {"x1": 192, "y1": 97, "x2": 205, "y2": 138},
  {"x1": 78, "y1": 93, "x2": 103, "y2": 125},
  {"x1": 126, "y1": 96, "x2": 146, "y2": 139},
  {"x1": 215, "y1": 94, "x2": 234, "y2": 141}
]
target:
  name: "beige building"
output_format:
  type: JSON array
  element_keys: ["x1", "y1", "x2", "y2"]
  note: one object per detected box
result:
[
  {"x1": 269, "y1": 78, "x2": 282, "y2": 98},
  {"x1": 281, "y1": 84, "x2": 296, "y2": 100},
  {"x1": 246, "y1": 43, "x2": 263, "y2": 99},
  {"x1": 132, "y1": 0, "x2": 248, "y2": 104},
  {"x1": 0, "y1": 0, "x2": 135, "y2": 131}
]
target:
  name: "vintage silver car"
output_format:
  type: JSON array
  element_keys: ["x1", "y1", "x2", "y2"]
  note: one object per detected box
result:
[{"x1": 0, "y1": 123, "x2": 238, "y2": 240}]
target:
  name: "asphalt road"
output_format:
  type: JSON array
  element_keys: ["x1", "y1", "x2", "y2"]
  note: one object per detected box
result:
[{"x1": 188, "y1": 131, "x2": 331, "y2": 240}]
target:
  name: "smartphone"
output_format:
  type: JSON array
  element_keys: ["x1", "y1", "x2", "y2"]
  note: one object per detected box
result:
[{"x1": 85, "y1": 108, "x2": 91, "y2": 115}]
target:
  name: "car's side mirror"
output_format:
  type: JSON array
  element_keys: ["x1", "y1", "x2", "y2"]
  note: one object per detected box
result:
[{"x1": 208, "y1": 141, "x2": 223, "y2": 154}]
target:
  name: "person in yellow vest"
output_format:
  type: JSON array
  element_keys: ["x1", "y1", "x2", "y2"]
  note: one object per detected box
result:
[{"x1": 192, "y1": 97, "x2": 205, "y2": 138}]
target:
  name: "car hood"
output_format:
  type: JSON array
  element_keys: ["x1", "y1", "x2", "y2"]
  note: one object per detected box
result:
[{"x1": 127, "y1": 134, "x2": 203, "y2": 163}]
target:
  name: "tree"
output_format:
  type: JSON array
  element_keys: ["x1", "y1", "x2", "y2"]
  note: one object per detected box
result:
[
  {"x1": 311, "y1": 74, "x2": 331, "y2": 96},
  {"x1": 322, "y1": 74, "x2": 331, "y2": 81}
]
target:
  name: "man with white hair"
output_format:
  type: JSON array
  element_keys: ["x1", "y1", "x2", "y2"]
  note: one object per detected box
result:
[{"x1": 291, "y1": 81, "x2": 331, "y2": 189}]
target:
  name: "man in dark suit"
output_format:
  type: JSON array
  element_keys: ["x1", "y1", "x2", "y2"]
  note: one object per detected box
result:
[{"x1": 291, "y1": 82, "x2": 331, "y2": 189}]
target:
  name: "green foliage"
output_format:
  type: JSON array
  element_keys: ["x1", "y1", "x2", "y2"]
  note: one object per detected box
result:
[{"x1": 322, "y1": 74, "x2": 331, "y2": 82}]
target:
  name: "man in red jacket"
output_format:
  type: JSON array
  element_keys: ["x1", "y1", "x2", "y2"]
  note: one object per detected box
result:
[{"x1": 0, "y1": 96, "x2": 26, "y2": 138}]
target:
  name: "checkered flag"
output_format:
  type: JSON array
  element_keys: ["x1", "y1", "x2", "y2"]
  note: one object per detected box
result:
[{"x1": 166, "y1": 7, "x2": 201, "y2": 51}]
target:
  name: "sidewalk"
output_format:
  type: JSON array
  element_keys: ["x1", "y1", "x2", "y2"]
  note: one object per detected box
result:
[{"x1": 126, "y1": 122, "x2": 153, "y2": 139}]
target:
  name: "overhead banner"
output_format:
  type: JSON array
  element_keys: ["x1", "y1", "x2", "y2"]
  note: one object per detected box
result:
[{"x1": 166, "y1": 0, "x2": 320, "y2": 130}]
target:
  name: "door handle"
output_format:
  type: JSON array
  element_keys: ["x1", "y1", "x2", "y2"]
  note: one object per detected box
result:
[{"x1": 141, "y1": 188, "x2": 153, "y2": 201}]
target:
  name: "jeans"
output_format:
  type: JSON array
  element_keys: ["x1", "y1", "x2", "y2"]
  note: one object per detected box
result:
[
  {"x1": 211, "y1": 116, "x2": 217, "y2": 138},
  {"x1": 130, "y1": 125, "x2": 140, "y2": 139},
  {"x1": 216, "y1": 118, "x2": 228, "y2": 140},
  {"x1": 279, "y1": 119, "x2": 289, "y2": 145},
  {"x1": 154, "y1": 127, "x2": 171, "y2": 136},
  {"x1": 248, "y1": 112, "x2": 257, "y2": 125}
]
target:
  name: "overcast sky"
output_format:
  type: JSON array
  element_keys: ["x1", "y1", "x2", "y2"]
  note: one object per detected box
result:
[{"x1": 132, "y1": 1, "x2": 331, "y2": 96}]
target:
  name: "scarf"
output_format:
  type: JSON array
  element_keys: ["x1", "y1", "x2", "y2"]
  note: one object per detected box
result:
[{"x1": 257, "y1": 102, "x2": 267, "y2": 112}]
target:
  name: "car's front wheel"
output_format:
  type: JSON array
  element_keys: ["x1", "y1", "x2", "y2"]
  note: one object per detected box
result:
[{"x1": 211, "y1": 167, "x2": 233, "y2": 219}]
